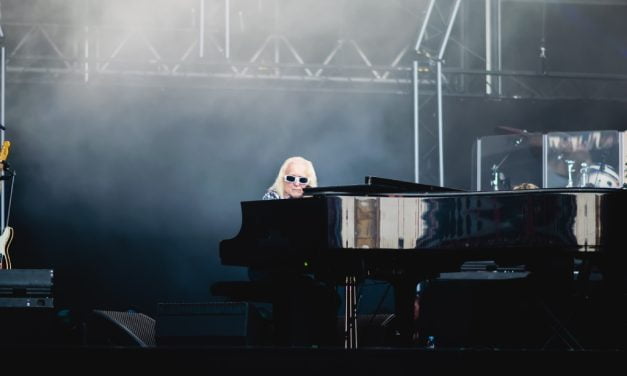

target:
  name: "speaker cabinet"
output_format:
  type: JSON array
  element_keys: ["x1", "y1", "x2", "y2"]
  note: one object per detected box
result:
[
  {"x1": 155, "y1": 302, "x2": 269, "y2": 346},
  {"x1": 87, "y1": 310, "x2": 156, "y2": 347}
]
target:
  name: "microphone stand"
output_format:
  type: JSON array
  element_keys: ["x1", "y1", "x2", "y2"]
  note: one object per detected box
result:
[{"x1": 490, "y1": 153, "x2": 510, "y2": 191}]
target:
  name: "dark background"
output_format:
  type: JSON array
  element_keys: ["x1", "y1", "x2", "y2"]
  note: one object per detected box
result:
[
  {"x1": 3, "y1": 1, "x2": 627, "y2": 328},
  {"x1": 7, "y1": 85, "x2": 627, "y2": 320}
]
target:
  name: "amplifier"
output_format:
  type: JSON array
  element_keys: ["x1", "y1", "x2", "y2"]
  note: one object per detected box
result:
[
  {"x1": 155, "y1": 302, "x2": 269, "y2": 346},
  {"x1": 0, "y1": 269, "x2": 54, "y2": 308}
]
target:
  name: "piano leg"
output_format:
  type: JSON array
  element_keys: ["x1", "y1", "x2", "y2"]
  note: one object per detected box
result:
[
  {"x1": 344, "y1": 275, "x2": 358, "y2": 349},
  {"x1": 391, "y1": 278, "x2": 421, "y2": 347}
]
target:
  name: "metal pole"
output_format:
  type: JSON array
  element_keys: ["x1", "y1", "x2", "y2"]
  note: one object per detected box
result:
[
  {"x1": 437, "y1": 60, "x2": 444, "y2": 187},
  {"x1": 477, "y1": 139, "x2": 482, "y2": 191},
  {"x1": 84, "y1": 0, "x2": 89, "y2": 83},
  {"x1": 0, "y1": 25, "x2": 5, "y2": 230},
  {"x1": 620, "y1": 131, "x2": 624, "y2": 187},
  {"x1": 414, "y1": 0, "x2": 436, "y2": 52},
  {"x1": 274, "y1": 0, "x2": 279, "y2": 65},
  {"x1": 413, "y1": 60, "x2": 420, "y2": 183},
  {"x1": 84, "y1": 26, "x2": 89, "y2": 82},
  {"x1": 438, "y1": 0, "x2": 462, "y2": 60},
  {"x1": 459, "y1": 0, "x2": 466, "y2": 91},
  {"x1": 497, "y1": 0, "x2": 503, "y2": 95},
  {"x1": 199, "y1": 0, "x2": 205, "y2": 58},
  {"x1": 436, "y1": 0, "x2": 462, "y2": 187},
  {"x1": 485, "y1": 0, "x2": 492, "y2": 95},
  {"x1": 542, "y1": 134, "x2": 548, "y2": 188},
  {"x1": 225, "y1": 0, "x2": 230, "y2": 60}
]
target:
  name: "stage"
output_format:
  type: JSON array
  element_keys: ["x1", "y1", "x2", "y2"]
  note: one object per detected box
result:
[{"x1": 2, "y1": 346, "x2": 623, "y2": 374}]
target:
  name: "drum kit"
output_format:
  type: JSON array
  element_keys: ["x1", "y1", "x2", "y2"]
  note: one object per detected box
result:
[
  {"x1": 489, "y1": 159, "x2": 620, "y2": 191},
  {"x1": 566, "y1": 161, "x2": 620, "y2": 188},
  {"x1": 484, "y1": 128, "x2": 623, "y2": 191},
  {"x1": 550, "y1": 130, "x2": 621, "y2": 188}
]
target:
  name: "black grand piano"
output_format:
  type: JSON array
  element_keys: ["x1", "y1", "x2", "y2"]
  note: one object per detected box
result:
[{"x1": 219, "y1": 177, "x2": 626, "y2": 347}]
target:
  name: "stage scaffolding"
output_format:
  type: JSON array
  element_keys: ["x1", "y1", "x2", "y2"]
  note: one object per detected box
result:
[
  {"x1": 0, "y1": 0, "x2": 426, "y2": 94},
  {"x1": 412, "y1": 0, "x2": 627, "y2": 186},
  {"x1": 1, "y1": 0, "x2": 626, "y2": 186}
]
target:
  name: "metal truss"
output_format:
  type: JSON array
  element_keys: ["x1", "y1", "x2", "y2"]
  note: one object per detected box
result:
[
  {"x1": 0, "y1": 0, "x2": 433, "y2": 94},
  {"x1": 413, "y1": 0, "x2": 627, "y2": 187},
  {"x1": 2, "y1": 0, "x2": 626, "y2": 189},
  {"x1": 413, "y1": 0, "x2": 462, "y2": 186},
  {"x1": 3, "y1": 0, "x2": 622, "y2": 97}
]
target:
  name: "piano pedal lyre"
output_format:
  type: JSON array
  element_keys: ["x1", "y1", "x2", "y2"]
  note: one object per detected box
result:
[{"x1": 344, "y1": 275, "x2": 358, "y2": 349}]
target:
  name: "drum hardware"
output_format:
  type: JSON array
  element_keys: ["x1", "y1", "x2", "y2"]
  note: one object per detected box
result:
[
  {"x1": 490, "y1": 165, "x2": 511, "y2": 191},
  {"x1": 578, "y1": 163, "x2": 619, "y2": 188},
  {"x1": 559, "y1": 158, "x2": 619, "y2": 188},
  {"x1": 490, "y1": 153, "x2": 512, "y2": 191},
  {"x1": 578, "y1": 163, "x2": 589, "y2": 188},
  {"x1": 564, "y1": 159, "x2": 576, "y2": 188},
  {"x1": 490, "y1": 165, "x2": 500, "y2": 191}
]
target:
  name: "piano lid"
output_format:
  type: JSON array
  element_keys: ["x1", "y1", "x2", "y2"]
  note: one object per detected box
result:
[{"x1": 304, "y1": 176, "x2": 462, "y2": 196}]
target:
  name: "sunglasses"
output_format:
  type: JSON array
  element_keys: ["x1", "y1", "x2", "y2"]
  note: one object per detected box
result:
[{"x1": 284, "y1": 175, "x2": 309, "y2": 185}]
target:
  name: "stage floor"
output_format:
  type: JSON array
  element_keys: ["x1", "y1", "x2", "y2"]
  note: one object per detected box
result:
[{"x1": 1, "y1": 346, "x2": 624, "y2": 374}]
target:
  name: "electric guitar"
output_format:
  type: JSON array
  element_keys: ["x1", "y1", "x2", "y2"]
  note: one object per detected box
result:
[
  {"x1": 0, "y1": 226, "x2": 13, "y2": 269},
  {"x1": 0, "y1": 140, "x2": 13, "y2": 269}
]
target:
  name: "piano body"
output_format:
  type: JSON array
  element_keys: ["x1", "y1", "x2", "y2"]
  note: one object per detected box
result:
[{"x1": 219, "y1": 177, "x2": 626, "y2": 345}]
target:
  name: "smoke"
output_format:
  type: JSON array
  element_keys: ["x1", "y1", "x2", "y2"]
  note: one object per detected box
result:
[
  {"x1": 8, "y1": 86, "x2": 413, "y2": 316},
  {"x1": 4, "y1": 0, "x2": 626, "y2": 319}
]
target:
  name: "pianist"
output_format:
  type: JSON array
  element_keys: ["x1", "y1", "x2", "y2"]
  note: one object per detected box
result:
[
  {"x1": 250, "y1": 156, "x2": 340, "y2": 346},
  {"x1": 263, "y1": 156, "x2": 318, "y2": 199}
]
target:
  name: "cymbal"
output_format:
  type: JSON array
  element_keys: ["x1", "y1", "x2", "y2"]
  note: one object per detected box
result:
[{"x1": 495, "y1": 125, "x2": 530, "y2": 135}]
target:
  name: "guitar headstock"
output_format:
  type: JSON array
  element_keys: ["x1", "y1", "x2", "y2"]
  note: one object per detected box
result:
[
  {"x1": 0, "y1": 140, "x2": 10, "y2": 163},
  {"x1": 0, "y1": 140, "x2": 10, "y2": 171}
]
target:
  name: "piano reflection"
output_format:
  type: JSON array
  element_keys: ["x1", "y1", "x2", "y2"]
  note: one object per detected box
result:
[{"x1": 219, "y1": 176, "x2": 626, "y2": 346}]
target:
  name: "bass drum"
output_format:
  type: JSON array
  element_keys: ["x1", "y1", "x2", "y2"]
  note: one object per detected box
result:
[{"x1": 579, "y1": 164, "x2": 620, "y2": 188}]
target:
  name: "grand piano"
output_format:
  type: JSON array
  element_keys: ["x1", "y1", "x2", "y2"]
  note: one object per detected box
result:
[{"x1": 219, "y1": 177, "x2": 626, "y2": 346}]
